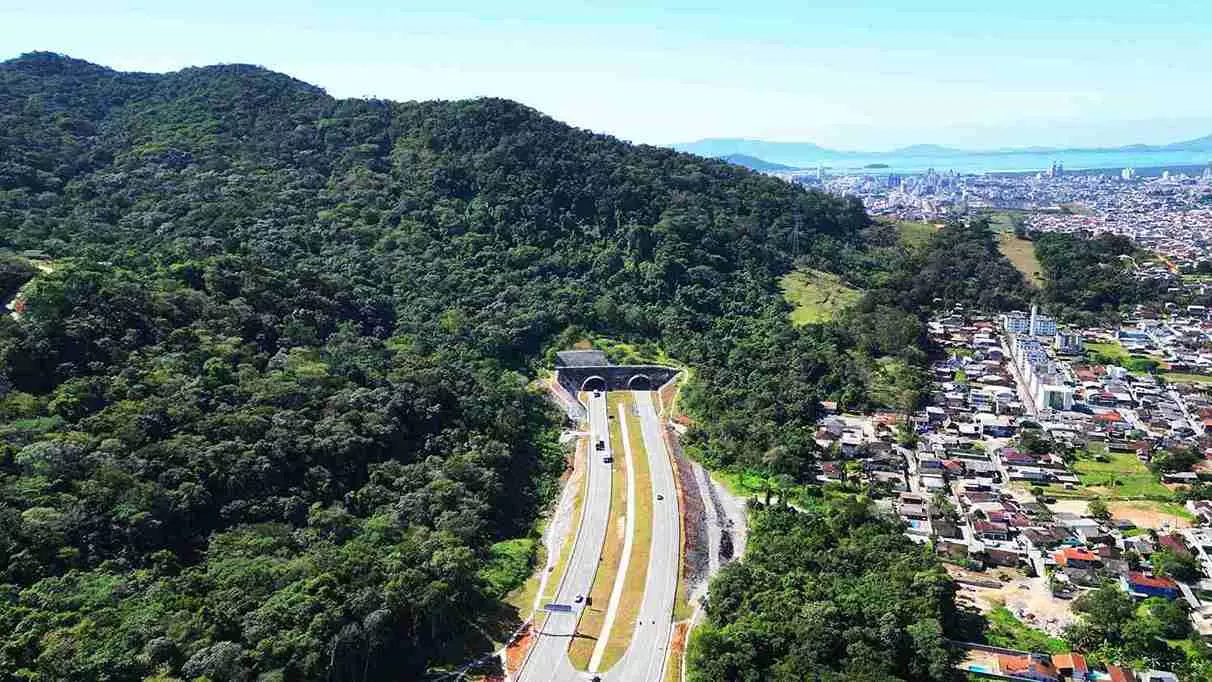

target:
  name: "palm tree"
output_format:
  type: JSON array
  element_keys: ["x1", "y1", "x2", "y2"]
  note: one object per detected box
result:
[{"x1": 754, "y1": 478, "x2": 774, "y2": 506}]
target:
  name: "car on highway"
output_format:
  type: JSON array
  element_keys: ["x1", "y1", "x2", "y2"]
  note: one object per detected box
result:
[
  {"x1": 595, "y1": 439, "x2": 605, "y2": 451},
  {"x1": 575, "y1": 594, "x2": 584, "y2": 603},
  {"x1": 656, "y1": 494, "x2": 664, "y2": 500},
  {"x1": 602, "y1": 456, "x2": 613, "y2": 463},
  {"x1": 593, "y1": 390, "x2": 602, "y2": 398}
]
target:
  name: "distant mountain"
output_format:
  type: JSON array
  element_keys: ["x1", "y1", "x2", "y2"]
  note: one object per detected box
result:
[
  {"x1": 719, "y1": 153, "x2": 796, "y2": 171},
  {"x1": 673, "y1": 134, "x2": 1212, "y2": 166},
  {"x1": 1162, "y1": 134, "x2": 1212, "y2": 151},
  {"x1": 673, "y1": 138, "x2": 837, "y2": 163},
  {"x1": 888, "y1": 144, "x2": 965, "y2": 156}
]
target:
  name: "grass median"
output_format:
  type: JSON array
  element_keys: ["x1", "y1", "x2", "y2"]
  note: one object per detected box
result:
[{"x1": 568, "y1": 392, "x2": 629, "y2": 669}]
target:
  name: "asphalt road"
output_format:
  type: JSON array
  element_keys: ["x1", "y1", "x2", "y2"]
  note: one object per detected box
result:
[
  {"x1": 516, "y1": 392, "x2": 613, "y2": 682},
  {"x1": 516, "y1": 391, "x2": 680, "y2": 682},
  {"x1": 601, "y1": 391, "x2": 680, "y2": 681}
]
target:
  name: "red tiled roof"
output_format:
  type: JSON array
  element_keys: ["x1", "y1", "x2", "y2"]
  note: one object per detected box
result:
[
  {"x1": 997, "y1": 654, "x2": 1058, "y2": 678},
  {"x1": 1128, "y1": 571, "x2": 1178, "y2": 590},
  {"x1": 1107, "y1": 664, "x2": 1136, "y2": 682},
  {"x1": 1054, "y1": 547, "x2": 1100, "y2": 566},
  {"x1": 1052, "y1": 652, "x2": 1087, "y2": 672}
]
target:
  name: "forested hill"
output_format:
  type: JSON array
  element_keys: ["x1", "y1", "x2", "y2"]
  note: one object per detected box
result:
[{"x1": 0, "y1": 52, "x2": 888, "y2": 680}]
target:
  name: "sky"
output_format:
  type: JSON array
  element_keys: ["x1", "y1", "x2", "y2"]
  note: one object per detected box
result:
[{"x1": 2, "y1": 0, "x2": 1211, "y2": 150}]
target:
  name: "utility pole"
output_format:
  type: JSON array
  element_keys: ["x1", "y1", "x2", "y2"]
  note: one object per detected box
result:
[{"x1": 792, "y1": 213, "x2": 801, "y2": 257}]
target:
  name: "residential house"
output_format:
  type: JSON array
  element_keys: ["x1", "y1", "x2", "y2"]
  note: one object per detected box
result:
[
  {"x1": 996, "y1": 653, "x2": 1059, "y2": 682},
  {"x1": 1051, "y1": 653, "x2": 1088, "y2": 681},
  {"x1": 974, "y1": 520, "x2": 1010, "y2": 541},
  {"x1": 1124, "y1": 572, "x2": 1180, "y2": 600}
]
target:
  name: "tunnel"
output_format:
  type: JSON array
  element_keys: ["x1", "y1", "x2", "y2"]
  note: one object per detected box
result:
[
  {"x1": 581, "y1": 376, "x2": 607, "y2": 392},
  {"x1": 627, "y1": 374, "x2": 652, "y2": 391}
]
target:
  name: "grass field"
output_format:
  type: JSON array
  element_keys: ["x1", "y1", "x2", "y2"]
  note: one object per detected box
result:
[
  {"x1": 1084, "y1": 341, "x2": 1131, "y2": 364},
  {"x1": 569, "y1": 393, "x2": 630, "y2": 669},
  {"x1": 1071, "y1": 451, "x2": 1173, "y2": 499},
  {"x1": 984, "y1": 606, "x2": 1069, "y2": 654},
  {"x1": 982, "y1": 209, "x2": 1030, "y2": 233},
  {"x1": 780, "y1": 268, "x2": 862, "y2": 325},
  {"x1": 599, "y1": 392, "x2": 655, "y2": 670},
  {"x1": 1164, "y1": 372, "x2": 1212, "y2": 385},
  {"x1": 896, "y1": 220, "x2": 939, "y2": 249},
  {"x1": 1086, "y1": 341, "x2": 1168, "y2": 374},
  {"x1": 996, "y1": 232, "x2": 1045, "y2": 288}
]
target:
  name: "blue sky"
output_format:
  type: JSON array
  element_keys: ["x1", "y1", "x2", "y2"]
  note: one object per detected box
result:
[{"x1": 2, "y1": 1, "x2": 1211, "y2": 149}]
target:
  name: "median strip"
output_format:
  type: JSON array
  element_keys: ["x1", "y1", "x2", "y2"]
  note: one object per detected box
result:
[
  {"x1": 588, "y1": 398, "x2": 639, "y2": 671},
  {"x1": 599, "y1": 392, "x2": 655, "y2": 670}
]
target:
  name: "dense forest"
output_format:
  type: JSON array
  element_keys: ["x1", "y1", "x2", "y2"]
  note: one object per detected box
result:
[
  {"x1": 1031, "y1": 231, "x2": 1165, "y2": 322},
  {"x1": 0, "y1": 53, "x2": 1044, "y2": 680},
  {"x1": 688, "y1": 504, "x2": 962, "y2": 681}
]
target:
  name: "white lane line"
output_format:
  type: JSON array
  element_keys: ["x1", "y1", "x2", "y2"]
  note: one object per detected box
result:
[{"x1": 589, "y1": 398, "x2": 637, "y2": 672}]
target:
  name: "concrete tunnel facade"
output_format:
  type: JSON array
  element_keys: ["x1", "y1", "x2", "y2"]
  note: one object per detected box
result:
[{"x1": 558, "y1": 365, "x2": 679, "y2": 395}]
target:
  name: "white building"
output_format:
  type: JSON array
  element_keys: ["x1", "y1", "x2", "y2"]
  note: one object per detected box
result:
[
  {"x1": 1002, "y1": 306, "x2": 1056, "y2": 337},
  {"x1": 1002, "y1": 311, "x2": 1030, "y2": 335},
  {"x1": 1039, "y1": 383, "x2": 1075, "y2": 411},
  {"x1": 1055, "y1": 332, "x2": 1083, "y2": 354},
  {"x1": 1029, "y1": 305, "x2": 1057, "y2": 336}
]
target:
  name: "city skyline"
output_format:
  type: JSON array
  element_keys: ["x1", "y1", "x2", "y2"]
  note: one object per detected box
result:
[{"x1": 4, "y1": 1, "x2": 1212, "y2": 149}]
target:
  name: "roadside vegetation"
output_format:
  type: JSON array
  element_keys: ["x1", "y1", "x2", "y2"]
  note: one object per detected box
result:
[{"x1": 687, "y1": 504, "x2": 962, "y2": 680}]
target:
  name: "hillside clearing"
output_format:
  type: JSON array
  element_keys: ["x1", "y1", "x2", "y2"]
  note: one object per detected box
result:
[
  {"x1": 996, "y1": 232, "x2": 1045, "y2": 288},
  {"x1": 895, "y1": 220, "x2": 939, "y2": 249},
  {"x1": 780, "y1": 268, "x2": 862, "y2": 325}
]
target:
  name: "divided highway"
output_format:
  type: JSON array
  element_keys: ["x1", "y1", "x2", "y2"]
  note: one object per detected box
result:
[
  {"x1": 516, "y1": 390, "x2": 681, "y2": 682},
  {"x1": 603, "y1": 391, "x2": 680, "y2": 681}
]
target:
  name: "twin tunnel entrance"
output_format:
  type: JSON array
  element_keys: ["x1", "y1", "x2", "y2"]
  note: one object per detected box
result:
[
  {"x1": 580, "y1": 374, "x2": 652, "y2": 392},
  {"x1": 557, "y1": 364, "x2": 677, "y2": 396}
]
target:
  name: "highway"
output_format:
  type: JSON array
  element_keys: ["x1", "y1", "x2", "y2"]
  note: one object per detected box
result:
[
  {"x1": 516, "y1": 390, "x2": 680, "y2": 682},
  {"x1": 603, "y1": 391, "x2": 679, "y2": 681},
  {"x1": 517, "y1": 391, "x2": 613, "y2": 682}
]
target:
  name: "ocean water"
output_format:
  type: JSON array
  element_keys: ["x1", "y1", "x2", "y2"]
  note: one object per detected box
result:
[{"x1": 791, "y1": 149, "x2": 1212, "y2": 175}]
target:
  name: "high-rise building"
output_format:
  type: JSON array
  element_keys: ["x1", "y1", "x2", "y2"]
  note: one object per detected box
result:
[{"x1": 1028, "y1": 304, "x2": 1057, "y2": 336}]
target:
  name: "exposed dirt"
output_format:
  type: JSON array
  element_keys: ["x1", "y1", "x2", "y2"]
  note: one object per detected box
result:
[
  {"x1": 1107, "y1": 501, "x2": 1192, "y2": 530},
  {"x1": 504, "y1": 623, "x2": 535, "y2": 674},
  {"x1": 957, "y1": 575, "x2": 1077, "y2": 636}
]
